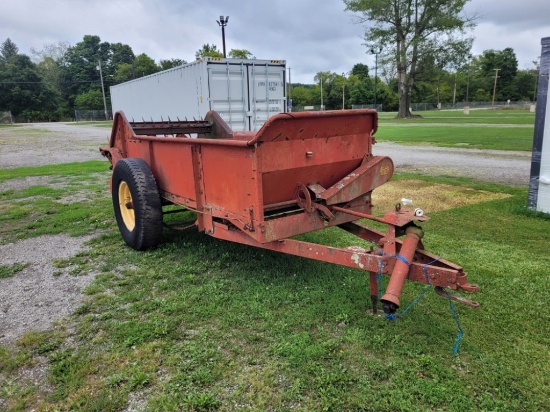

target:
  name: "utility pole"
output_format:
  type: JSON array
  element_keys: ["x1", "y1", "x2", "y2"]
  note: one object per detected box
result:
[
  {"x1": 287, "y1": 67, "x2": 292, "y2": 112},
  {"x1": 492, "y1": 69, "x2": 500, "y2": 110},
  {"x1": 216, "y1": 16, "x2": 229, "y2": 58},
  {"x1": 368, "y1": 46, "x2": 383, "y2": 109},
  {"x1": 97, "y1": 60, "x2": 108, "y2": 120}
]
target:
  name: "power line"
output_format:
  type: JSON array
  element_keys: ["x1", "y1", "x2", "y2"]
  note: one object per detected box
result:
[{"x1": 0, "y1": 80, "x2": 102, "y2": 84}]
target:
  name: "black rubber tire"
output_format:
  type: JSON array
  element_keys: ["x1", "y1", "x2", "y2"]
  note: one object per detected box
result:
[{"x1": 112, "y1": 158, "x2": 163, "y2": 250}]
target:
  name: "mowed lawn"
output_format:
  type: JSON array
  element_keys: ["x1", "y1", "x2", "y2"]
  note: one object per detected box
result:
[
  {"x1": 376, "y1": 109, "x2": 535, "y2": 151},
  {"x1": 0, "y1": 110, "x2": 548, "y2": 411}
]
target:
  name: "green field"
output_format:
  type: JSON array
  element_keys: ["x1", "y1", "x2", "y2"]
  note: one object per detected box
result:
[
  {"x1": 0, "y1": 113, "x2": 548, "y2": 411},
  {"x1": 376, "y1": 109, "x2": 535, "y2": 151}
]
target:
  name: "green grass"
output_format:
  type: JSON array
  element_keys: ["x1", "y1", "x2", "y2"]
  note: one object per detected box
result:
[
  {"x1": 0, "y1": 160, "x2": 549, "y2": 411},
  {"x1": 0, "y1": 263, "x2": 28, "y2": 279},
  {"x1": 70, "y1": 121, "x2": 113, "y2": 128},
  {"x1": 376, "y1": 109, "x2": 535, "y2": 151},
  {"x1": 0, "y1": 161, "x2": 107, "y2": 182},
  {"x1": 0, "y1": 162, "x2": 113, "y2": 243},
  {"x1": 378, "y1": 108, "x2": 535, "y2": 122},
  {"x1": 9, "y1": 128, "x2": 51, "y2": 134}
]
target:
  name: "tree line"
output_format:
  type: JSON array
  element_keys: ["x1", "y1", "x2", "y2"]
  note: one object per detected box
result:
[
  {"x1": 0, "y1": 36, "x2": 252, "y2": 121},
  {"x1": 0, "y1": 33, "x2": 539, "y2": 121},
  {"x1": 291, "y1": 47, "x2": 538, "y2": 111}
]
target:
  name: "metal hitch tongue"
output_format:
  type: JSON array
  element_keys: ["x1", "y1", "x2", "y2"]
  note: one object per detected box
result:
[{"x1": 381, "y1": 225, "x2": 424, "y2": 315}]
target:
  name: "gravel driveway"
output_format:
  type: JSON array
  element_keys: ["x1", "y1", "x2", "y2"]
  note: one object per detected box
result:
[
  {"x1": 0, "y1": 121, "x2": 532, "y2": 346},
  {"x1": 375, "y1": 141, "x2": 531, "y2": 187},
  {"x1": 0, "y1": 122, "x2": 110, "y2": 168},
  {"x1": 0, "y1": 122, "x2": 111, "y2": 346}
]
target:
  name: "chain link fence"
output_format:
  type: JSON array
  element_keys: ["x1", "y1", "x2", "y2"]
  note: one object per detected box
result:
[
  {"x1": 291, "y1": 104, "x2": 383, "y2": 112},
  {"x1": 411, "y1": 101, "x2": 535, "y2": 112},
  {"x1": 351, "y1": 104, "x2": 383, "y2": 111},
  {"x1": 290, "y1": 101, "x2": 533, "y2": 113},
  {"x1": 74, "y1": 110, "x2": 112, "y2": 122}
]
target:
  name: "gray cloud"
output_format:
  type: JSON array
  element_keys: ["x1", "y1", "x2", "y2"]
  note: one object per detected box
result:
[{"x1": 1, "y1": 0, "x2": 548, "y2": 83}]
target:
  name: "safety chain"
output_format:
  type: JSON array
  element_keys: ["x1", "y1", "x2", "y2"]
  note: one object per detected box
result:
[{"x1": 375, "y1": 252, "x2": 464, "y2": 354}]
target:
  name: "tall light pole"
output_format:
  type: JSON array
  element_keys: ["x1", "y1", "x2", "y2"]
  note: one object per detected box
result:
[
  {"x1": 466, "y1": 65, "x2": 470, "y2": 105},
  {"x1": 96, "y1": 60, "x2": 108, "y2": 120},
  {"x1": 342, "y1": 72, "x2": 346, "y2": 109},
  {"x1": 216, "y1": 16, "x2": 229, "y2": 58},
  {"x1": 465, "y1": 55, "x2": 472, "y2": 105},
  {"x1": 368, "y1": 46, "x2": 383, "y2": 109},
  {"x1": 452, "y1": 71, "x2": 457, "y2": 108},
  {"x1": 320, "y1": 73, "x2": 323, "y2": 110},
  {"x1": 492, "y1": 68, "x2": 500, "y2": 110}
]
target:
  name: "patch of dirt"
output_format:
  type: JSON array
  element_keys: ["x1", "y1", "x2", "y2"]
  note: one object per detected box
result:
[
  {"x1": 372, "y1": 179, "x2": 511, "y2": 214},
  {"x1": 0, "y1": 175, "x2": 58, "y2": 192},
  {"x1": 0, "y1": 233, "x2": 98, "y2": 347}
]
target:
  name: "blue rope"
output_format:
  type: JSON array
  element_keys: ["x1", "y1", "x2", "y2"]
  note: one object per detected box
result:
[
  {"x1": 398, "y1": 285, "x2": 433, "y2": 317},
  {"x1": 444, "y1": 291, "x2": 464, "y2": 354},
  {"x1": 380, "y1": 256, "x2": 465, "y2": 353},
  {"x1": 388, "y1": 258, "x2": 441, "y2": 318},
  {"x1": 396, "y1": 254, "x2": 411, "y2": 266}
]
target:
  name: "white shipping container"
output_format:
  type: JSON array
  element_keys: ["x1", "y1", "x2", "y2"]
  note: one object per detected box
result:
[{"x1": 110, "y1": 57, "x2": 287, "y2": 131}]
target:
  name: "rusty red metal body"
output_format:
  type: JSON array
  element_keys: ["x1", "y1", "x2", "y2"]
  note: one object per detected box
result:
[{"x1": 101, "y1": 109, "x2": 479, "y2": 315}]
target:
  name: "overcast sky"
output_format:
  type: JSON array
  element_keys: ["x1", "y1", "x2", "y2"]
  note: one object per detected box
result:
[{"x1": 1, "y1": 0, "x2": 549, "y2": 83}]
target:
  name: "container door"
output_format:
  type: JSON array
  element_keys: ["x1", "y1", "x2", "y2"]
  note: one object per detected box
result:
[
  {"x1": 207, "y1": 63, "x2": 248, "y2": 131},
  {"x1": 248, "y1": 64, "x2": 286, "y2": 131}
]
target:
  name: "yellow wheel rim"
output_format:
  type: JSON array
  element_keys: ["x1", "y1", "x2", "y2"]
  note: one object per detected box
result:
[{"x1": 118, "y1": 181, "x2": 135, "y2": 231}]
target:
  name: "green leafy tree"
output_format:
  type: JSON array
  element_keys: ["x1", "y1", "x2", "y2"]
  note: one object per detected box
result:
[
  {"x1": 344, "y1": 0, "x2": 476, "y2": 118},
  {"x1": 74, "y1": 89, "x2": 104, "y2": 109},
  {"x1": 313, "y1": 71, "x2": 351, "y2": 110},
  {"x1": 159, "y1": 58, "x2": 186, "y2": 70},
  {"x1": 195, "y1": 44, "x2": 223, "y2": 60},
  {"x1": 113, "y1": 63, "x2": 134, "y2": 83},
  {"x1": 350, "y1": 63, "x2": 369, "y2": 79},
  {"x1": 314, "y1": 71, "x2": 336, "y2": 109},
  {"x1": 514, "y1": 69, "x2": 538, "y2": 102},
  {"x1": 110, "y1": 43, "x2": 135, "y2": 69},
  {"x1": 0, "y1": 38, "x2": 19, "y2": 64},
  {"x1": 132, "y1": 53, "x2": 159, "y2": 77},
  {"x1": 30, "y1": 41, "x2": 71, "y2": 115},
  {"x1": 289, "y1": 85, "x2": 316, "y2": 107},
  {"x1": 63, "y1": 35, "x2": 112, "y2": 108},
  {"x1": 228, "y1": 49, "x2": 254, "y2": 59},
  {"x1": 348, "y1": 76, "x2": 374, "y2": 106},
  {"x1": 0, "y1": 52, "x2": 59, "y2": 119},
  {"x1": 113, "y1": 53, "x2": 160, "y2": 83},
  {"x1": 477, "y1": 48, "x2": 518, "y2": 101},
  {"x1": 473, "y1": 88, "x2": 491, "y2": 102}
]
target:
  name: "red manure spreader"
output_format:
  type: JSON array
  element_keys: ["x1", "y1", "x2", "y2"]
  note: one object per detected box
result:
[{"x1": 100, "y1": 109, "x2": 478, "y2": 317}]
